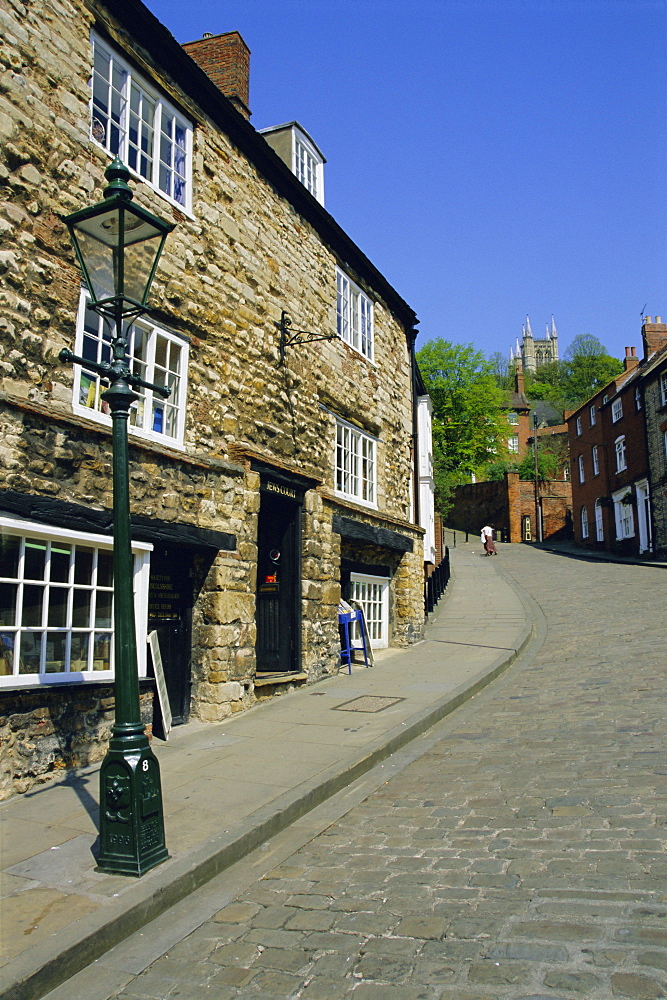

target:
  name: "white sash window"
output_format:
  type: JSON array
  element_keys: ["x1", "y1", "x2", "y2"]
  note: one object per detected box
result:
[
  {"x1": 0, "y1": 519, "x2": 151, "y2": 687},
  {"x1": 91, "y1": 34, "x2": 192, "y2": 212}
]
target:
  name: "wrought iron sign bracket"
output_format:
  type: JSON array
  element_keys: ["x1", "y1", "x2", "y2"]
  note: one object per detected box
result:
[{"x1": 276, "y1": 310, "x2": 339, "y2": 364}]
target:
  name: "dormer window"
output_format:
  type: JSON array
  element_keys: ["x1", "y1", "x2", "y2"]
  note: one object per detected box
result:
[{"x1": 260, "y1": 122, "x2": 326, "y2": 205}]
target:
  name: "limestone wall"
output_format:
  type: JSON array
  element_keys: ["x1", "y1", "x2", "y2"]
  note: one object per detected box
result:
[
  {"x1": 644, "y1": 365, "x2": 667, "y2": 558},
  {"x1": 0, "y1": 0, "x2": 424, "y2": 793}
]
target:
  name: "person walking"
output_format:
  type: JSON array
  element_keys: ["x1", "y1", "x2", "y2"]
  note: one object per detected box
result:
[{"x1": 481, "y1": 524, "x2": 497, "y2": 555}]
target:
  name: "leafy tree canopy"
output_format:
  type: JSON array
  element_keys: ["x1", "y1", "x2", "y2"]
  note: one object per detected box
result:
[
  {"x1": 417, "y1": 340, "x2": 509, "y2": 512},
  {"x1": 564, "y1": 333, "x2": 608, "y2": 360},
  {"x1": 517, "y1": 448, "x2": 563, "y2": 482},
  {"x1": 512, "y1": 335, "x2": 622, "y2": 408}
]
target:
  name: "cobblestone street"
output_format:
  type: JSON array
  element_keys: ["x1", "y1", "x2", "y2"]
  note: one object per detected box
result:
[{"x1": 50, "y1": 546, "x2": 667, "y2": 1000}]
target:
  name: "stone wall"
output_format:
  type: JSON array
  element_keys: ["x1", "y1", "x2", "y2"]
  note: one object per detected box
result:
[
  {"x1": 644, "y1": 361, "x2": 667, "y2": 558},
  {"x1": 0, "y1": 0, "x2": 425, "y2": 793},
  {"x1": 0, "y1": 684, "x2": 153, "y2": 799}
]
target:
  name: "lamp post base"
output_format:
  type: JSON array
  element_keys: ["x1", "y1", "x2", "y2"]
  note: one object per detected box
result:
[{"x1": 97, "y1": 728, "x2": 169, "y2": 877}]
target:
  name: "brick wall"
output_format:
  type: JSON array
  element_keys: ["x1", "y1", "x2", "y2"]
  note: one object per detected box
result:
[
  {"x1": 448, "y1": 472, "x2": 572, "y2": 543},
  {"x1": 183, "y1": 31, "x2": 251, "y2": 117}
]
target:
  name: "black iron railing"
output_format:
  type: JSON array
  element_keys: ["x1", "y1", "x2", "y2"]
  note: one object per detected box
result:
[{"x1": 425, "y1": 547, "x2": 450, "y2": 615}]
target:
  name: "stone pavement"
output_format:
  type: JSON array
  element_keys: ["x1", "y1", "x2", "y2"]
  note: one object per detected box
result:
[
  {"x1": 0, "y1": 543, "x2": 531, "y2": 1000},
  {"x1": 34, "y1": 541, "x2": 665, "y2": 1000}
]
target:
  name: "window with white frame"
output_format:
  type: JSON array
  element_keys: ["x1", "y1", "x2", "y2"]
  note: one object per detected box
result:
[
  {"x1": 635, "y1": 387, "x2": 642, "y2": 411},
  {"x1": 350, "y1": 573, "x2": 389, "y2": 649},
  {"x1": 336, "y1": 269, "x2": 374, "y2": 360},
  {"x1": 91, "y1": 34, "x2": 192, "y2": 211},
  {"x1": 0, "y1": 519, "x2": 151, "y2": 687},
  {"x1": 576, "y1": 416, "x2": 582, "y2": 436},
  {"x1": 660, "y1": 372, "x2": 667, "y2": 406},
  {"x1": 613, "y1": 490, "x2": 634, "y2": 540},
  {"x1": 595, "y1": 499, "x2": 604, "y2": 541},
  {"x1": 590, "y1": 404, "x2": 597, "y2": 426},
  {"x1": 508, "y1": 434, "x2": 519, "y2": 453},
  {"x1": 611, "y1": 398, "x2": 623, "y2": 422},
  {"x1": 294, "y1": 135, "x2": 323, "y2": 201},
  {"x1": 581, "y1": 506, "x2": 589, "y2": 539},
  {"x1": 578, "y1": 454, "x2": 585, "y2": 483},
  {"x1": 507, "y1": 412, "x2": 519, "y2": 425},
  {"x1": 72, "y1": 292, "x2": 188, "y2": 446},
  {"x1": 336, "y1": 419, "x2": 377, "y2": 505},
  {"x1": 615, "y1": 435, "x2": 627, "y2": 472},
  {"x1": 592, "y1": 444, "x2": 599, "y2": 476}
]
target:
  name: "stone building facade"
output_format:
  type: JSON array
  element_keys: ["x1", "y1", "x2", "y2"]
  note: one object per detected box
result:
[
  {"x1": 643, "y1": 345, "x2": 667, "y2": 559},
  {"x1": 0, "y1": 0, "x2": 431, "y2": 796},
  {"x1": 510, "y1": 315, "x2": 559, "y2": 373}
]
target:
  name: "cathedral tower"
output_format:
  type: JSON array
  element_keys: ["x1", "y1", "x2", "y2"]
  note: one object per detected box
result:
[{"x1": 510, "y1": 315, "x2": 559, "y2": 373}]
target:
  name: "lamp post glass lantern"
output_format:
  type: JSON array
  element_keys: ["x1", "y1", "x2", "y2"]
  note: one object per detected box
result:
[{"x1": 60, "y1": 158, "x2": 174, "y2": 876}]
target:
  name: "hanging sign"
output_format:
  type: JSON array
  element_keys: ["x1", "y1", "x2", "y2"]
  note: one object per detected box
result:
[{"x1": 148, "y1": 631, "x2": 172, "y2": 738}]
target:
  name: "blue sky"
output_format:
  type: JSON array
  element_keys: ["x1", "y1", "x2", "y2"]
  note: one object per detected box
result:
[{"x1": 149, "y1": 0, "x2": 666, "y2": 363}]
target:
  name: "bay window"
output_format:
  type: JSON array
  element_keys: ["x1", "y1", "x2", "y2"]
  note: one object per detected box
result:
[
  {"x1": 0, "y1": 519, "x2": 151, "y2": 687},
  {"x1": 612, "y1": 490, "x2": 634, "y2": 540}
]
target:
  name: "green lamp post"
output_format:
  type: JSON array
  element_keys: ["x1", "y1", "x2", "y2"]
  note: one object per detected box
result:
[{"x1": 60, "y1": 158, "x2": 174, "y2": 875}]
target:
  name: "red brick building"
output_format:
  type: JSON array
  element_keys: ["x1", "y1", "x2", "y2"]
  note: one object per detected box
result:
[
  {"x1": 448, "y1": 471, "x2": 572, "y2": 543},
  {"x1": 568, "y1": 317, "x2": 667, "y2": 557},
  {"x1": 504, "y1": 365, "x2": 531, "y2": 459}
]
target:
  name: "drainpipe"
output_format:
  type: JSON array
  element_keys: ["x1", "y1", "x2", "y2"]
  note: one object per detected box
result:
[{"x1": 410, "y1": 328, "x2": 421, "y2": 528}]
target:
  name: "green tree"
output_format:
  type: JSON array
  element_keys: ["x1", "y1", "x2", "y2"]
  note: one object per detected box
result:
[
  {"x1": 519, "y1": 335, "x2": 622, "y2": 408},
  {"x1": 488, "y1": 351, "x2": 513, "y2": 391},
  {"x1": 417, "y1": 340, "x2": 509, "y2": 513},
  {"x1": 523, "y1": 361, "x2": 565, "y2": 404},
  {"x1": 517, "y1": 448, "x2": 562, "y2": 481},
  {"x1": 560, "y1": 335, "x2": 623, "y2": 403},
  {"x1": 482, "y1": 459, "x2": 518, "y2": 481}
]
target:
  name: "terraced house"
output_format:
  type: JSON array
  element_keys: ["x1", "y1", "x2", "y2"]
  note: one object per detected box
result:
[
  {"x1": 567, "y1": 317, "x2": 667, "y2": 558},
  {"x1": 0, "y1": 0, "x2": 434, "y2": 796}
]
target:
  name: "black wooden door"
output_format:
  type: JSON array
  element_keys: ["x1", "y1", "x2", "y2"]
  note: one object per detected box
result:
[
  {"x1": 147, "y1": 547, "x2": 192, "y2": 724},
  {"x1": 256, "y1": 493, "x2": 301, "y2": 673}
]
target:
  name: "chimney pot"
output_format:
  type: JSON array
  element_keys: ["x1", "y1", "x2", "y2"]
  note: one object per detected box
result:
[{"x1": 203, "y1": 32, "x2": 213, "y2": 38}]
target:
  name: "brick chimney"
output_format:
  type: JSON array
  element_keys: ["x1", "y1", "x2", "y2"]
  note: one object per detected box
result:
[
  {"x1": 183, "y1": 31, "x2": 251, "y2": 118},
  {"x1": 623, "y1": 346, "x2": 639, "y2": 372},
  {"x1": 514, "y1": 361, "x2": 524, "y2": 394},
  {"x1": 641, "y1": 316, "x2": 667, "y2": 359}
]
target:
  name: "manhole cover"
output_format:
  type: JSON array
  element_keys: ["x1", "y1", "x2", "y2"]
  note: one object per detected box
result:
[{"x1": 334, "y1": 695, "x2": 404, "y2": 714}]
